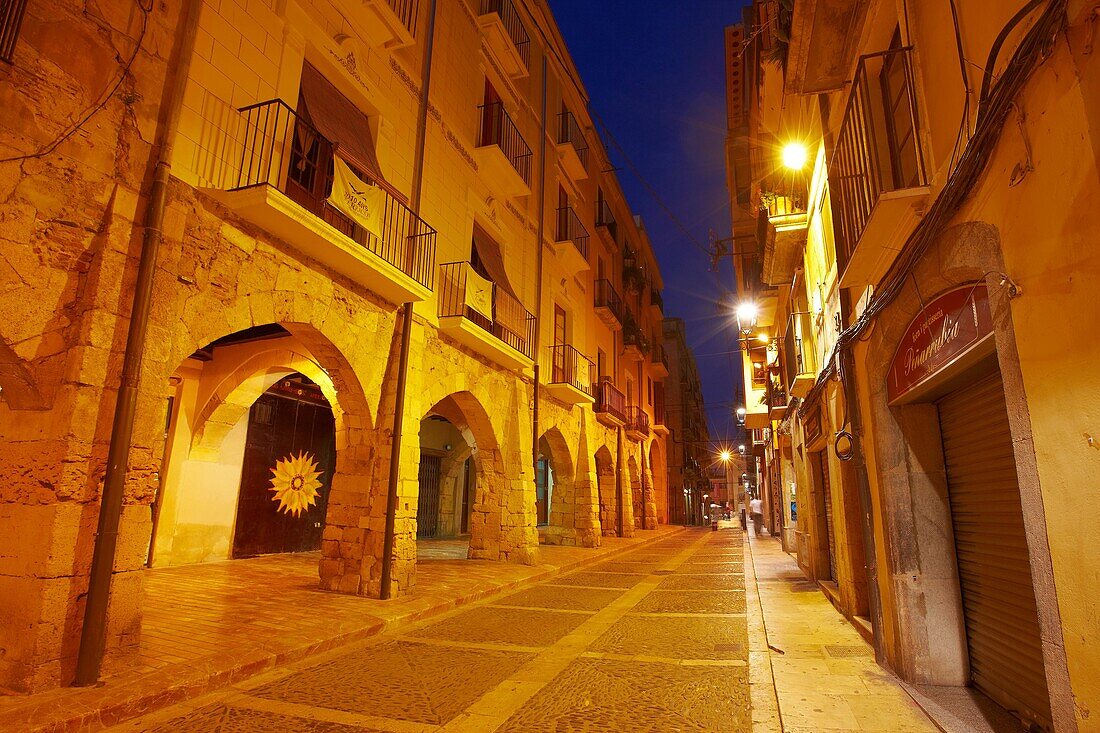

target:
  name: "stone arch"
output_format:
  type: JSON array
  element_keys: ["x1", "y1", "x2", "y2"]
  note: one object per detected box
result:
[
  {"x1": 628, "y1": 453, "x2": 643, "y2": 529},
  {"x1": 649, "y1": 438, "x2": 667, "y2": 525},
  {"x1": 594, "y1": 445, "x2": 617, "y2": 537},
  {"x1": 539, "y1": 426, "x2": 593, "y2": 547}
]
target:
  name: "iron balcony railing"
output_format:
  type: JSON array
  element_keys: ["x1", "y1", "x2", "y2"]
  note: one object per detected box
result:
[
  {"x1": 234, "y1": 99, "x2": 436, "y2": 288},
  {"x1": 438, "y1": 261, "x2": 535, "y2": 358},
  {"x1": 550, "y1": 344, "x2": 594, "y2": 395},
  {"x1": 555, "y1": 205, "x2": 589, "y2": 259},
  {"x1": 650, "y1": 342, "x2": 668, "y2": 370},
  {"x1": 623, "y1": 310, "x2": 650, "y2": 355},
  {"x1": 478, "y1": 101, "x2": 532, "y2": 186},
  {"x1": 385, "y1": 0, "x2": 419, "y2": 35},
  {"x1": 0, "y1": 0, "x2": 27, "y2": 63},
  {"x1": 653, "y1": 398, "x2": 666, "y2": 426},
  {"x1": 782, "y1": 311, "x2": 816, "y2": 391},
  {"x1": 557, "y1": 110, "x2": 589, "y2": 167},
  {"x1": 481, "y1": 0, "x2": 530, "y2": 68},
  {"x1": 595, "y1": 196, "x2": 617, "y2": 240},
  {"x1": 830, "y1": 45, "x2": 928, "y2": 272},
  {"x1": 650, "y1": 288, "x2": 664, "y2": 312},
  {"x1": 594, "y1": 278, "x2": 623, "y2": 324},
  {"x1": 593, "y1": 377, "x2": 627, "y2": 423},
  {"x1": 767, "y1": 377, "x2": 787, "y2": 410},
  {"x1": 626, "y1": 405, "x2": 650, "y2": 436}
]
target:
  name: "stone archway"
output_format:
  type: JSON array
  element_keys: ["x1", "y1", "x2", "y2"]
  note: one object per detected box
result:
[
  {"x1": 648, "y1": 439, "x2": 666, "y2": 526},
  {"x1": 539, "y1": 426, "x2": 593, "y2": 547},
  {"x1": 594, "y1": 445, "x2": 617, "y2": 537},
  {"x1": 151, "y1": 324, "x2": 381, "y2": 597}
]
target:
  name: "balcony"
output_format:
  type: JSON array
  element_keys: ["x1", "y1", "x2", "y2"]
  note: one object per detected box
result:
[
  {"x1": 546, "y1": 344, "x2": 594, "y2": 406},
  {"x1": 593, "y1": 378, "x2": 627, "y2": 427},
  {"x1": 649, "y1": 287, "x2": 664, "y2": 320},
  {"x1": 348, "y1": 0, "x2": 418, "y2": 50},
  {"x1": 622, "y1": 311, "x2": 649, "y2": 362},
  {"x1": 625, "y1": 406, "x2": 650, "y2": 441},
  {"x1": 475, "y1": 101, "x2": 532, "y2": 198},
  {"x1": 595, "y1": 196, "x2": 617, "y2": 248},
  {"x1": 557, "y1": 110, "x2": 589, "y2": 180},
  {"x1": 553, "y1": 205, "x2": 590, "y2": 273},
  {"x1": 782, "y1": 311, "x2": 817, "y2": 397},
  {"x1": 437, "y1": 261, "x2": 535, "y2": 371},
  {"x1": 213, "y1": 100, "x2": 435, "y2": 305},
  {"x1": 593, "y1": 279, "x2": 623, "y2": 331},
  {"x1": 649, "y1": 342, "x2": 669, "y2": 379},
  {"x1": 831, "y1": 46, "x2": 931, "y2": 289},
  {"x1": 760, "y1": 182, "x2": 809, "y2": 286},
  {"x1": 652, "y1": 399, "x2": 669, "y2": 436},
  {"x1": 767, "y1": 377, "x2": 788, "y2": 420},
  {"x1": 478, "y1": 0, "x2": 530, "y2": 78}
]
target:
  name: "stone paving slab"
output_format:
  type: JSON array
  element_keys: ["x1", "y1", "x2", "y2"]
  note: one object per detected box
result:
[
  {"x1": 407, "y1": 606, "x2": 590, "y2": 648},
  {"x1": 632, "y1": 588, "x2": 747, "y2": 614},
  {"x1": 491, "y1": 585, "x2": 626, "y2": 612},
  {"x1": 0, "y1": 527, "x2": 686, "y2": 733}
]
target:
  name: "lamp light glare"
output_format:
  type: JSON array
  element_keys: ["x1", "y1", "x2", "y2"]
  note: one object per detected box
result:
[
  {"x1": 736, "y1": 407, "x2": 746, "y2": 416},
  {"x1": 782, "y1": 142, "x2": 808, "y2": 170},
  {"x1": 736, "y1": 302, "x2": 759, "y2": 322},
  {"x1": 756, "y1": 333, "x2": 769, "y2": 344},
  {"x1": 720, "y1": 450, "x2": 732, "y2": 463}
]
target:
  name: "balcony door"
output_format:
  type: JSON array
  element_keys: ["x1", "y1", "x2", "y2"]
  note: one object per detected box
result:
[
  {"x1": 552, "y1": 305, "x2": 567, "y2": 382},
  {"x1": 879, "y1": 30, "x2": 920, "y2": 189}
]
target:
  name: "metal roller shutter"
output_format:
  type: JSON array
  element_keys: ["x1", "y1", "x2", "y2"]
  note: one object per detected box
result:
[
  {"x1": 938, "y1": 374, "x2": 1052, "y2": 730},
  {"x1": 814, "y1": 451, "x2": 837, "y2": 582}
]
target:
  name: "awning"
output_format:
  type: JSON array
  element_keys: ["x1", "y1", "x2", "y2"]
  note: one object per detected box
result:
[
  {"x1": 472, "y1": 225, "x2": 518, "y2": 300},
  {"x1": 298, "y1": 63, "x2": 386, "y2": 188}
]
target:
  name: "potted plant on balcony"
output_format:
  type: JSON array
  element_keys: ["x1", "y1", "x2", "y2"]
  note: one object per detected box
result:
[{"x1": 622, "y1": 261, "x2": 646, "y2": 294}]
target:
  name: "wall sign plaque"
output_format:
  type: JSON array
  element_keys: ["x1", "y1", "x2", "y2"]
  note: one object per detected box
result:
[{"x1": 887, "y1": 284, "x2": 994, "y2": 403}]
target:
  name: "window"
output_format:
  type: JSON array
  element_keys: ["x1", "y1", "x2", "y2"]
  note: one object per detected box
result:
[{"x1": 879, "y1": 29, "x2": 920, "y2": 188}]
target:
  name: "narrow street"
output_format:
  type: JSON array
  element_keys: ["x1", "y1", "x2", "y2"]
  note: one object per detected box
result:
[{"x1": 108, "y1": 529, "x2": 751, "y2": 732}]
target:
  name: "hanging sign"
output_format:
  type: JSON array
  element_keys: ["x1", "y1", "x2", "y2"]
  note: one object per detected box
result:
[
  {"x1": 329, "y1": 155, "x2": 385, "y2": 238},
  {"x1": 463, "y1": 264, "x2": 495, "y2": 322},
  {"x1": 269, "y1": 450, "x2": 325, "y2": 517},
  {"x1": 887, "y1": 284, "x2": 994, "y2": 403}
]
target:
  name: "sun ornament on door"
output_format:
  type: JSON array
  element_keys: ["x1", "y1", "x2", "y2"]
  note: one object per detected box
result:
[{"x1": 269, "y1": 451, "x2": 325, "y2": 516}]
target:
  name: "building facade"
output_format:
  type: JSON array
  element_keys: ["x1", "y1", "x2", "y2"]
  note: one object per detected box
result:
[
  {"x1": 0, "y1": 0, "x2": 671, "y2": 692},
  {"x1": 661, "y1": 317, "x2": 710, "y2": 525},
  {"x1": 726, "y1": 1, "x2": 1098, "y2": 730}
]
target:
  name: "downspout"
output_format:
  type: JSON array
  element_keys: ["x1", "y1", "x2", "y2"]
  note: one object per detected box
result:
[
  {"x1": 640, "y1": 440, "x2": 648, "y2": 529},
  {"x1": 838, "y1": 292, "x2": 885, "y2": 661},
  {"x1": 74, "y1": 0, "x2": 203, "y2": 686},
  {"x1": 381, "y1": 0, "x2": 438, "y2": 600},
  {"x1": 531, "y1": 55, "x2": 548, "y2": 502}
]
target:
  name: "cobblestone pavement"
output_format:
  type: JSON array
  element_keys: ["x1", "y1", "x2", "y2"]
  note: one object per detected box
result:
[{"x1": 107, "y1": 528, "x2": 751, "y2": 732}]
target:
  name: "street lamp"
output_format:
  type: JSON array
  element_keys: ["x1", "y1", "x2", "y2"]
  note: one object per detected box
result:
[
  {"x1": 719, "y1": 449, "x2": 732, "y2": 463},
  {"x1": 735, "y1": 301, "x2": 759, "y2": 330},
  {"x1": 781, "y1": 142, "x2": 808, "y2": 170},
  {"x1": 736, "y1": 407, "x2": 746, "y2": 417}
]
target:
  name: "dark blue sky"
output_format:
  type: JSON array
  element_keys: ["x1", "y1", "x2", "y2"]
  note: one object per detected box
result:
[{"x1": 549, "y1": 0, "x2": 746, "y2": 443}]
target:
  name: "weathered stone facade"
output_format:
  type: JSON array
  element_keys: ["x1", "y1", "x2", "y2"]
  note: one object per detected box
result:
[{"x1": 0, "y1": 0, "x2": 670, "y2": 693}]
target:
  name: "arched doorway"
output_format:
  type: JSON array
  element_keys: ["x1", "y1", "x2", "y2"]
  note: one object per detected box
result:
[
  {"x1": 539, "y1": 427, "x2": 584, "y2": 546},
  {"x1": 149, "y1": 324, "x2": 376, "y2": 595},
  {"x1": 594, "y1": 445, "x2": 617, "y2": 537}
]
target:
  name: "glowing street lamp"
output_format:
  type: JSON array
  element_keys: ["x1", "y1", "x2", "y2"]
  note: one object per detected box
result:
[
  {"x1": 719, "y1": 449, "x2": 732, "y2": 463},
  {"x1": 735, "y1": 301, "x2": 759, "y2": 324},
  {"x1": 736, "y1": 407, "x2": 746, "y2": 416},
  {"x1": 781, "y1": 142, "x2": 808, "y2": 170}
]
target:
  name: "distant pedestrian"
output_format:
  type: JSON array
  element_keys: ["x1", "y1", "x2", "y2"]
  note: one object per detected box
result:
[{"x1": 749, "y1": 496, "x2": 763, "y2": 537}]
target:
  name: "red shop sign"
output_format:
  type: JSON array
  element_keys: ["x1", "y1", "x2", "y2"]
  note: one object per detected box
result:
[{"x1": 887, "y1": 284, "x2": 994, "y2": 403}]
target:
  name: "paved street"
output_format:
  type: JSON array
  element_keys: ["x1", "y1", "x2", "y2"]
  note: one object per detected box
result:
[{"x1": 107, "y1": 529, "x2": 751, "y2": 733}]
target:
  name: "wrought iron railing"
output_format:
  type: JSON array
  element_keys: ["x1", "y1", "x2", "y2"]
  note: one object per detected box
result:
[
  {"x1": 555, "y1": 205, "x2": 589, "y2": 259},
  {"x1": 650, "y1": 288, "x2": 664, "y2": 312},
  {"x1": 781, "y1": 311, "x2": 816, "y2": 391},
  {"x1": 593, "y1": 378, "x2": 627, "y2": 423},
  {"x1": 0, "y1": 0, "x2": 26, "y2": 63},
  {"x1": 623, "y1": 310, "x2": 650, "y2": 355},
  {"x1": 830, "y1": 46, "x2": 928, "y2": 271},
  {"x1": 480, "y1": 0, "x2": 530, "y2": 68},
  {"x1": 650, "y1": 342, "x2": 667, "y2": 370},
  {"x1": 385, "y1": 0, "x2": 419, "y2": 35},
  {"x1": 557, "y1": 110, "x2": 588, "y2": 167},
  {"x1": 626, "y1": 405, "x2": 650, "y2": 435},
  {"x1": 596, "y1": 196, "x2": 617, "y2": 240},
  {"x1": 550, "y1": 344, "x2": 594, "y2": 395},
  {"x1": 234, "y1": 99, "x2": 436, "y2": 288},
  {"x1": 438, "y1": 261, "x2": 535, "y2": 359},
  {"x1": 767, "y1": 377, "x2": 787, "y2": 410},
  {"x1": 594, "y1": 278, "x2": 623, "y2": 325},
  {"x1": 653, "y1": 398, "x2": 666, "y2": 426},
  {"x1": 478, "y1": 101, "x2": 532, "y2": 186}
]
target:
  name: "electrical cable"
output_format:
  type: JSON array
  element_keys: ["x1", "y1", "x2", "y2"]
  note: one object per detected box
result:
[
  {"x1": 798, "y1": 0, "x2": 1065, "y2": 418},
  {"x1": 0, "y1": 0, "x2": 153, "y2": 164}
]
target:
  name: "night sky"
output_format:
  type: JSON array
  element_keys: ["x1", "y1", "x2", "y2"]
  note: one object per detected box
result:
[{"x1": 548, "y1": 0, "x2": 748, "y2": 445}]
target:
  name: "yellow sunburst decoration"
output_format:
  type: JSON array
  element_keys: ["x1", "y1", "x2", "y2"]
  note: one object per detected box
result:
[{"x1": 269, "y1": 451, "x2": 324, "y2": 517}]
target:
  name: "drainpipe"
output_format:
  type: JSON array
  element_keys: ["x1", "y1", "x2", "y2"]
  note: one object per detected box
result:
[
  {"x1": 639, "y1": 440, "x2": 648, "y2": 529},
  {"x1": 838, "y1": 290, "x2": 885, "y2": 660},
  {"x1": 74, "y1": 0, "x2": 203, "y2": 686},
  {"x1": 381, "y1": 0, "x2": 438, "y2": 601},
  {"x1": 615, "y1": 426, "x2": 623, "y2": 536},
  {"x1": 531, "y1": 55, "x2": 548, "y2": 500}
]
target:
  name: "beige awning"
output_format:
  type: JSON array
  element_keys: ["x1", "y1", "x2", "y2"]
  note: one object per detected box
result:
[
  {"x1": 298, "y1": 63, "x2": 387, "y2": 188},
  {"x1": 472, "y1": 225, "x2": 518, "y2": 300}
]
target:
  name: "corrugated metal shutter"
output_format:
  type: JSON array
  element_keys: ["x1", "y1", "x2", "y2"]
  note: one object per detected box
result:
[
  {"x1": 938, "y1": 374, "x2": 1052, "y2": 730},
  {"x1": 417, "y1": 453, "x2": 442, "y2": 539}
]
